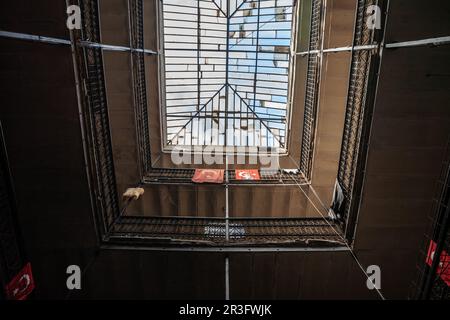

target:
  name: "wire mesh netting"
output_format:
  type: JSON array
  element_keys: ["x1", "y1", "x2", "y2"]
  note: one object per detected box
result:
[
  {"x1": 143, "y1": 168, "x2": 307, "y2": 184},
  {"x1": 112, "y1": 216, "x2": 345, "y2": 245}
]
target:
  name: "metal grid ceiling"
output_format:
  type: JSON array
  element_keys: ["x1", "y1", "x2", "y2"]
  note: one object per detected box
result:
[{"x1": 161, "y1": 0, "x2": 295, "y2": 149}]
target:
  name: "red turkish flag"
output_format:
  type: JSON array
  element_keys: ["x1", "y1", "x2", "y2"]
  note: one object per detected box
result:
[
  {"x1": 235, "y1": 169, "x2": 260, "y2": 180},
  {"x1": 5, "y1": 263, "x2": 35, "y2": 300},
  {"x1": 426, "y1": 240, "x2": 450, "y2": 286},
  {"x1": 192, "y1": 169, "x2": 224, "y2": 184}
]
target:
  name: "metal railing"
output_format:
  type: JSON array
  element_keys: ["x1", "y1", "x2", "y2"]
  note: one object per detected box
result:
[
  {"x1": 299, "y1": 0, "x2": 323, "y2": 180},
  {"x1": 336, "y1": 0, "x2": 380, "y2": 238},
  {"x1": 143, "y1": 168, "x2": 307, "y2": 185},
  {"x1": 111, "y1": 216, "x2": 344, "y2": 246},
  {"x1": 78, "y1": 0, "x2": 121, "y2": 231},
  {"x1": 131, "y1": 0, "x2": 152, "y2": 173}
]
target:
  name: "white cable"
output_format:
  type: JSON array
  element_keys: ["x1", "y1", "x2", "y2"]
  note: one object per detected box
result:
[{"x1": 284, "y1": 171, "x2": 386, "y2": 300}]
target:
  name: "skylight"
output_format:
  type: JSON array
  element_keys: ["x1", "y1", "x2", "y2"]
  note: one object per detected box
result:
[{"x1": 160, "y1": 0, "x2": 295, "y2": 151}]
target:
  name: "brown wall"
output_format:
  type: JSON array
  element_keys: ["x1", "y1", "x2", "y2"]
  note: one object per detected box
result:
[
  {"x1": 354, "y1": 44, "x2": 450, "y2": 298},
  {"x1": 0, "y1": 0, "x2": 102, "y2": 299},
  {"x1": 310, "y1": 52, "x2": 351, "y2": 206},
  {"x1": 352, "y1": 0, "x2": 450, "y2": 298},
  {"x1": 230, "y1": 251, "x2": 378, "y2": 299},
  {"x1": 309, "y1": 0, "x2": 355, "y2": 210}
]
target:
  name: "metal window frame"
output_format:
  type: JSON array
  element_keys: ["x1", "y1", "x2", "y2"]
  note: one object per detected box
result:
[{"x1": 157, "y1": 0, "x2": 297, "y2": 153}]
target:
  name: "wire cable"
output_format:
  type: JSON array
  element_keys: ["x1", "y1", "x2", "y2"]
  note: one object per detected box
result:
[{"x1": 278, "y1": 164, "x2": 386, "y2": 300}]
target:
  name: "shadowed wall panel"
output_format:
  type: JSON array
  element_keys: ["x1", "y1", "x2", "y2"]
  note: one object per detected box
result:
[
  {"x1": 385, "y1": 0, "x2": 450, "y2": 42},
  {"x1": 323, "y1": 0, "x2": 356, "y2": 48},
  {"x1": 103, "y1": 51, "x2": 140, "y2": 199},
  {"x1": 0, "y1": 1, "x2": 69, "y2": 39},
  {"x1": 354, "y1": 45, "x2": 450, "y2": 298},
  {"x1": 0, "y1": 39, "x2": 96, "y2": 250},
  {"x1": 229, "y1": 186, "x2": 317, "y2": 218},
  {"x1": 308, "y1": 0, "x2": 356, "y2": 207},
  {"x1": 229, "y1": 251, "x2": 379, "y2": 299},
  {"x1": 310, "y1": 52, "x2": 352, "y2": 207},
  {"x1": 126, "y1": 184, "x2": 226, "y2": 217},
  {"x1": 99, "y1": 0, "x2": 130, "y2": 46}
]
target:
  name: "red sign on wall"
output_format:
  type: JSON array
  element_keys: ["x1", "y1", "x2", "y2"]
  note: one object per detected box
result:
[
  {"x1": 192, "y1": 169, "x2": 224, "y2": 184},
  {"x1": 426, "y1": 241, "x2": 450, "y2": 286},
  {"x1": 5, "y1": 263, "x2": 35, "y2": 300},
  {"x1": 235, "y1": 169, "x2": 260, "y2": 181}
]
